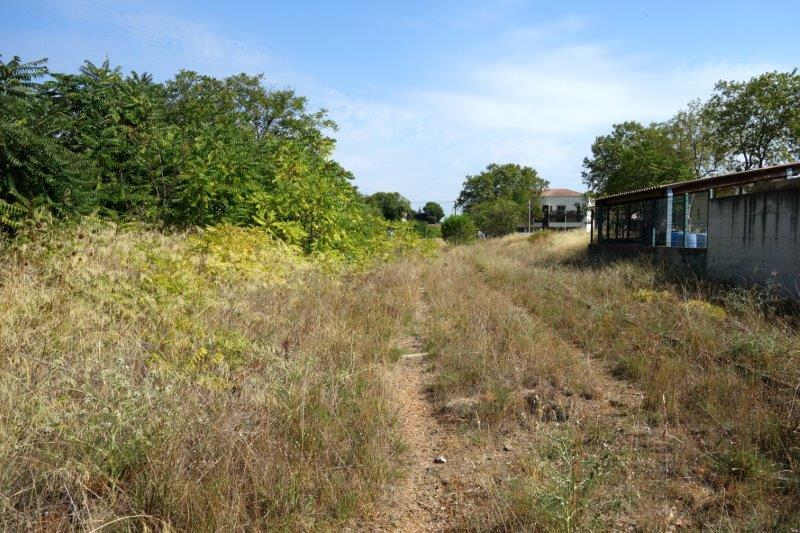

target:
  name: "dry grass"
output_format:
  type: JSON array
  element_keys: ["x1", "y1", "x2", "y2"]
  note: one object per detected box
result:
[
  {"x1": 429, "y1": 230, "x2": 800, "y2": 530},
  {"x1": 0, "y1": 219, "x2": 425, "y2": 531},
  {"x1": 4, "y1": 221, "x2": 799, "y2": 531},
  {"x1": 415, "y1": 238, "x2": 679, "y2": 530},
  {"x1": 422, "y1": 245, "x2": 601, "y2": 426}
]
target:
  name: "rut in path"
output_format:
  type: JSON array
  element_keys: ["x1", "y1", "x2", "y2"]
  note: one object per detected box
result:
[{"x1": 354, "y1": 295, "x2": 454, "y2": 533}]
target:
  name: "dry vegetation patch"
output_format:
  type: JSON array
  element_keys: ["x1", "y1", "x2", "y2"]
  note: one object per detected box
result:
[
  {"x1": 0, "y1": 220, "x2": 424, "y2": 531},
  {"x1": 3, "y1": 223, "x2": 799, "y2": 531},
  {"x1": 412, "y1": 241, "x2": 703, "y2": 530},
  {"x1": 446, "y1": 231, "x2": 800, "y2": 530}
]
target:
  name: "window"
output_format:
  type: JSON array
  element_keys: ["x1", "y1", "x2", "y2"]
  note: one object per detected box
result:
[
  {"x1": 598, "y1": 192, "x2": 707, "y2": 248},
  {"x1": 686, "y1": 191, "x2": 708, "y2": 248},
  {"x1": 627, "y1": 201, "x2": 643, "y2": 241},
  {"x1": 653, "y1": 197, "x2": 667, "y2": 246},
  {"x1": 670, "y1": 193, "x2": 685, "y2": 247}
]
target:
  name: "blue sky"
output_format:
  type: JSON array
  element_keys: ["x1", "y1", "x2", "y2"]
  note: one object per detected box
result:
[{"x1": 3, "y1": 1, "x2": 798, "y2": 209}]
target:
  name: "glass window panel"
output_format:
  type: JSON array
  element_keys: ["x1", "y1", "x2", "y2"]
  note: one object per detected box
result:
[
  {"x1": 628, "y1": 201, "x2": 643, "y2": 242},
  {"x1": 686, "y1": 191, "x2": 708, "y2": 248},
  {"x1": 670, "y1": 194, "x2": 686, "y2": 247},
  {"x1": 608, "y1": 205, "x2": 619, "y2": 240},
  {"x1": 653, "y1": 197, "x2": 667, "y2": 246}
]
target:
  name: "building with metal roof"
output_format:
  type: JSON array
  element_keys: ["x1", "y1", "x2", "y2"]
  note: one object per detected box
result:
[{"x1": 590, "y1": 161, "x2": 800, "y2": 297}]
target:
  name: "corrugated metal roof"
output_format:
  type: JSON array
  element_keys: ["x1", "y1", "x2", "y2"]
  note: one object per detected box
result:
[{"x1": 595, "y1": 161, "x2": 800, "y2": 205}]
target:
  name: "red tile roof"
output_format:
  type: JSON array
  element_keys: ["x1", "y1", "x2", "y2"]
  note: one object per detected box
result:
[{"x1": 541, "y1": 188, "x2": 583, "y2": 197}]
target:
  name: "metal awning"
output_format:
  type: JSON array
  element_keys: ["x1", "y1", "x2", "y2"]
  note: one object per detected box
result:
[{"x1": 595, "y1": 162, "x2": 800, "y2": 206}]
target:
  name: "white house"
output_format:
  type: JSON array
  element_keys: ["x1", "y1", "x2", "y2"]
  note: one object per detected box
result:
[{"x1": 534, "y1": 188, "x2": 588, "y2": 230}]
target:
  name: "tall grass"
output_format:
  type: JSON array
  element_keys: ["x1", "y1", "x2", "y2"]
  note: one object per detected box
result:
[
  {"x1": 421, "y1": 245, "x2": 600, "y2": 425},
  {"x1": 4, "y1": 222, "x2": 798, "y2": 530},
  {"x1": 0, "y1": 220, "x2": 423, "y2": 531},
  {"x1": 461, "y1": 231, "x2": 800, "y2": 529}
]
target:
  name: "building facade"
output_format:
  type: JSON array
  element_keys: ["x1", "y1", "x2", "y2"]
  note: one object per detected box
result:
[
  {"x1": 591, "y1": 162, "x2": 800, "y2": 298},
  {"x1": 534, "y1": 188, "x2": 587, "y2": 230}
]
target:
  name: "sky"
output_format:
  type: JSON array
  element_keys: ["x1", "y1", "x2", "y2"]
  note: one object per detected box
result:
[{"x1": 2, "y1": 1, "x2": 798, "y2": 210}]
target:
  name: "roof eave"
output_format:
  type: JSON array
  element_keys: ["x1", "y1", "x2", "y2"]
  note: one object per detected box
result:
[{"x1": 595, "y1": 161, "x2": 800, "y2": 206}]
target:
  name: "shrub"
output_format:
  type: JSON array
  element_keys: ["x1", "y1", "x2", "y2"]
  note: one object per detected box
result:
[
  {"x1": 469, "y1": 198, "x2": 524, "y2": 237},
  {"x1": 0, "y1": 55, "x2": 399, "y2": 259},
  {"x1": 441, "y1": 214, "x2": 476, "y2": 244},
  {"x1": 412, "y1": 220, "x2": 441, "y2": 239}
]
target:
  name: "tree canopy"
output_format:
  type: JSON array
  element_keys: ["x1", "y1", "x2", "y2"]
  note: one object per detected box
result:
[
  {"x1": 418, "y1": 201, "x2": 444, "y2": 224},
  {"x1": 703, "y1": 71, "x2": 800, "y2": 171},
  {"x1": 582, "y1": 122, "x2": 694, "y2": 196},
  {"x1": 456, "y1": 163, "x2": 547, "y2": 237},
  {"x1": 469, "y1": 198, "x2": 523, "y2": 237},
  {"x1": 583, "y1": 70, "x2": 800, "y2": 196},
  {"x1": 0, "y1": 54, "x2": 415, "y2": 259},
  {"x1": 365, "y1": 192, "x2": 413, "y2": 221},
  {"x1": 457, "y1": 163, "x2": 547, "y2": 212}
]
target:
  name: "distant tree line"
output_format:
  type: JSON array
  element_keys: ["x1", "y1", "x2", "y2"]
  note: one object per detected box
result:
[
  {"x1": 448, "y1": 163, "x2": 548, "y2": 240},
  {"x1": 364, "y1": 192, "x2": 444, "y2": 224},
  {"x1": 0, "y1": 54, "x2": 429, "y2": 256},
  {"x1": 583, "y1": 70, "x2": 800, "y2": 195}
]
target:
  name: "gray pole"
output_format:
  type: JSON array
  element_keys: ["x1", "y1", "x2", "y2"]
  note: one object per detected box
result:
[
  {"x1": 683, "y1": 193, "x2": 690, "y2": 248},
  {"x1": 528, "y1": 200, "x2": 532, "y2": 233},
  {"x1": 665, "y1": 188, "x2": 673, "y2": 247}
]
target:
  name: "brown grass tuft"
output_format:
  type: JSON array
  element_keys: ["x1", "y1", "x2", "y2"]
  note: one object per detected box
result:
[{"x1": 0, "y1": 220, "x2": 423, "y2": 531}]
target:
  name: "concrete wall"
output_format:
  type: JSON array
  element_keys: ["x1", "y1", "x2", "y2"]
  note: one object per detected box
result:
[
  {"x1": 707, "y1": 182, "x2": 800, "y2": 298},
  {"x1": 588, "y1": 243, "x2": 706, "y2": 276}
]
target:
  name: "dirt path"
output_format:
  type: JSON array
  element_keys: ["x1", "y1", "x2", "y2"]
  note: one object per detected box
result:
[
  {"x1": 353, "y1": 293, "x2": 454, "y2": 533},
  {"x1": 386, "y1": 348, "x2": 448, "y2": 532}
]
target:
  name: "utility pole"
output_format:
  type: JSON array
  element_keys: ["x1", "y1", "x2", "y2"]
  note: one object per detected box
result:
[{"x1": 528, "y1": 200, "x2": 532, "y2": 233}]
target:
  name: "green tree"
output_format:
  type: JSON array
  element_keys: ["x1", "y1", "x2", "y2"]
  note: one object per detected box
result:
[
  {"x1": 44, "y1": 60, "x2": 169, "y2": 217},
  {"x1": 440, "y1": 214, "x2": 476, "y2": 244},
  {"x1": 0, "y1": 53, "x2": 430, "y2": 259},
  {"x1": 418, "y1": 201, "x2": 444, "y2": 224},
  {"x1": 412, "y1": 219, "x2": 441, "y2": 239},
  {"x1": 582, "y1": 121, "x2": 694, "y2": 195},
  {"x1": 703, "y1": 70, "x2": 800, "y2": 170},
  {"x1": 456, "y1": 163, "x2": 547, "y2": 212},
  {"x1": 667, "y1": 100, "x2": 720, "y2": 178},
  {"x1": 365, "y1": 192, "x2": 412, "y2": 221},
  {"x1": 469, "y1": 198, "x2": 523, "y2": 237},
  {"x1": 0, "y1": 55, "x2": 91, "y2": 229}
]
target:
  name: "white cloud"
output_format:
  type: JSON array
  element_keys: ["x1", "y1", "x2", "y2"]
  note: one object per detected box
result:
[
  {"x1": 43, "y1": 0, "x2": 279, "y2": 78},
  {"x1": 331, "y1": 40, "x2": 783, "y2": 199},
  {"x1": 30, "y1": 4, "x2": 788, "y2": 200},
  {"x1": 113, "y1": 12, "x2": 272, "y2": 74}
]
